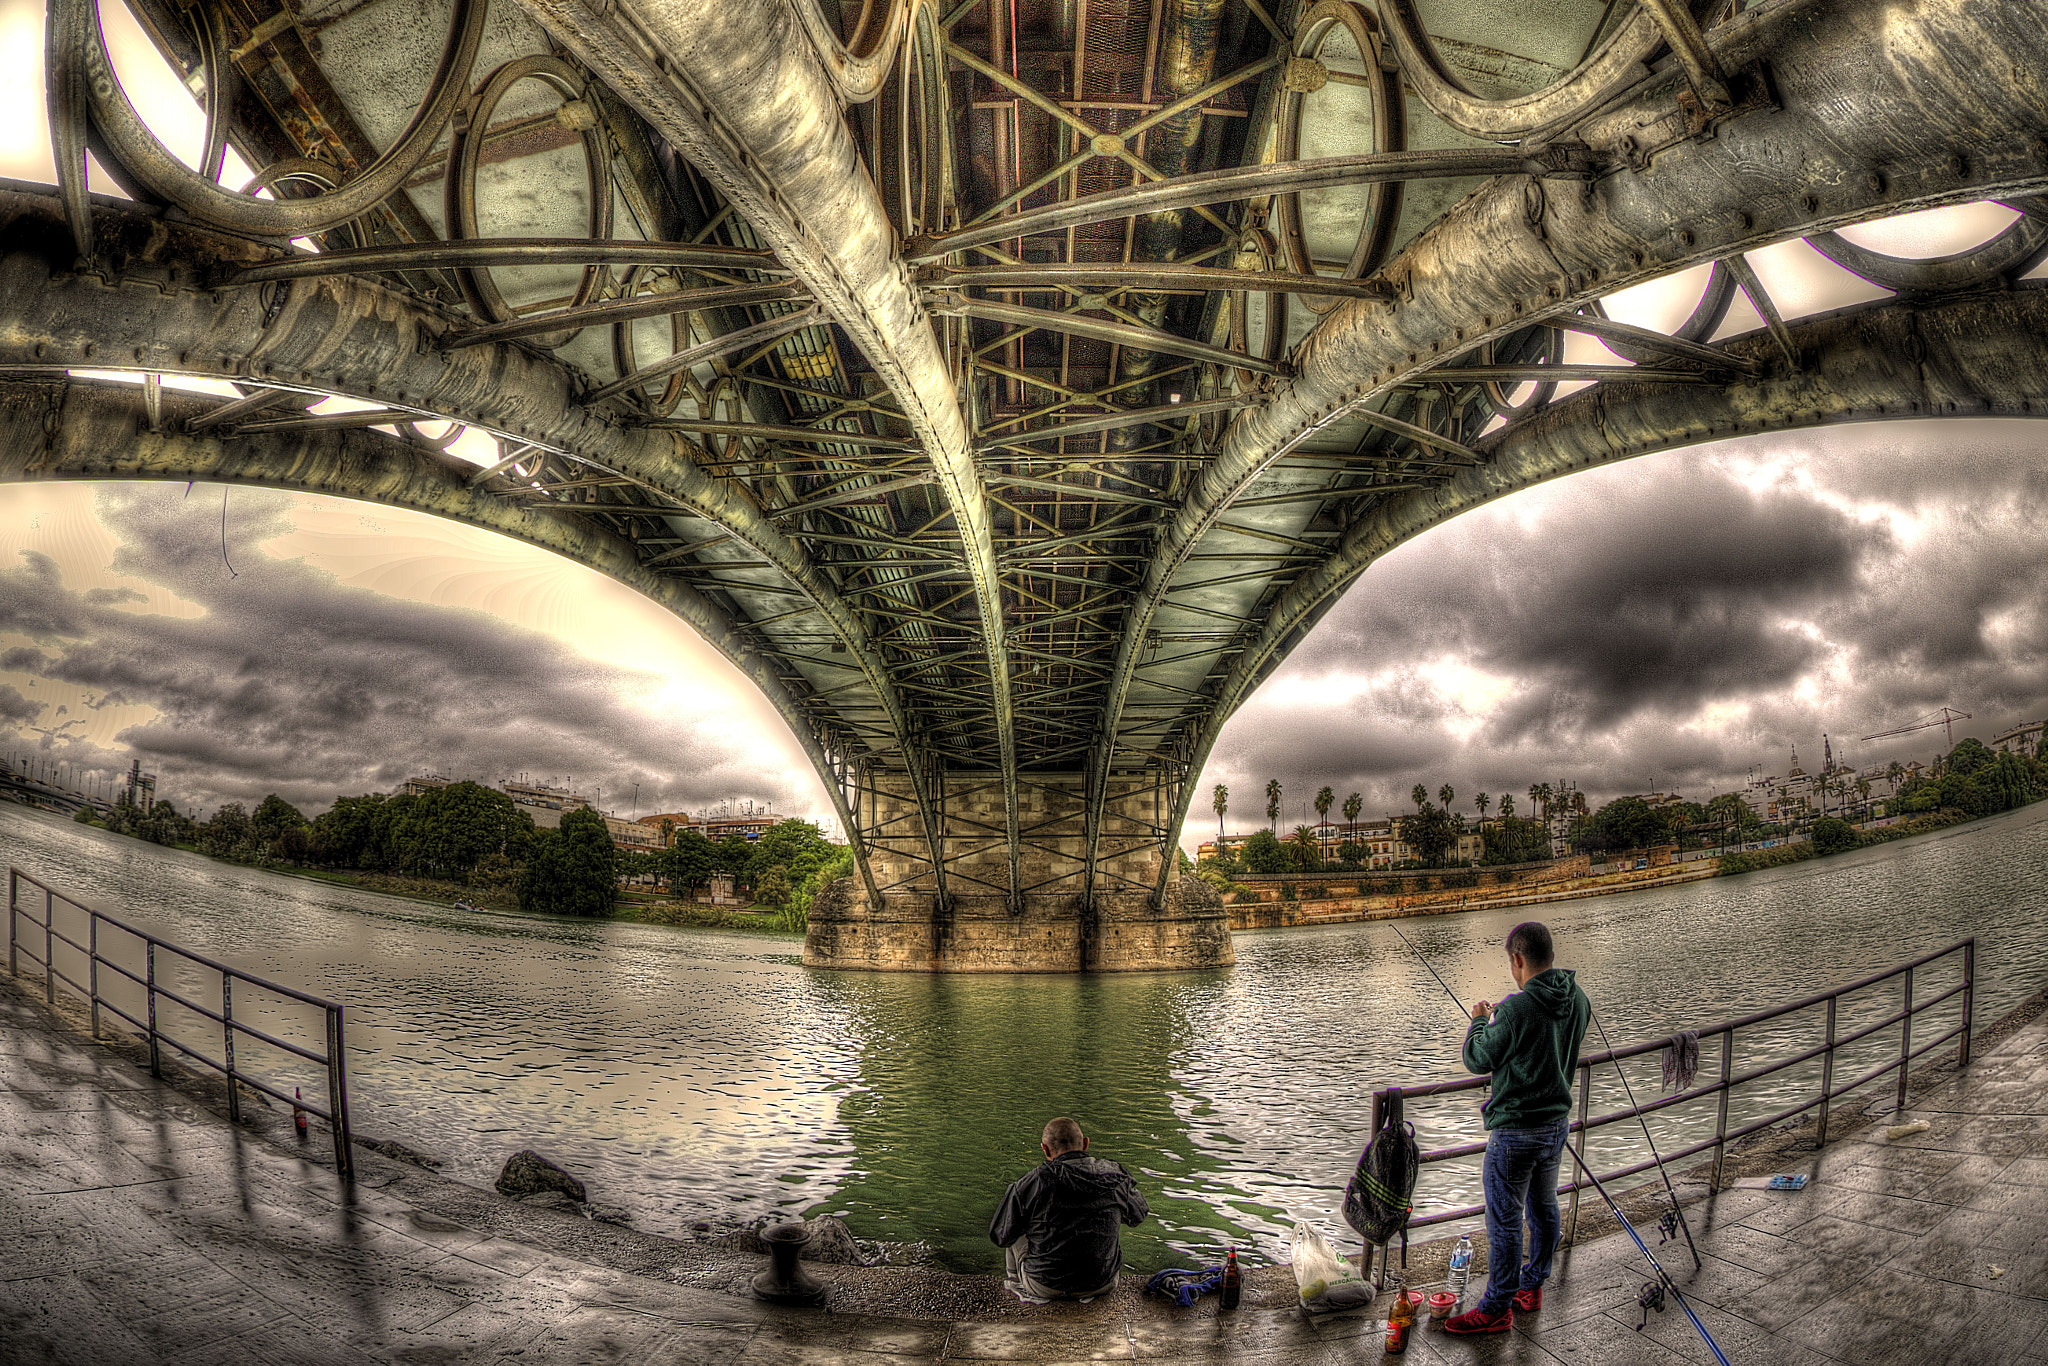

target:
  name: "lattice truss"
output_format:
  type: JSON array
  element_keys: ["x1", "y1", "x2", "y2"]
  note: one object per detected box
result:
[{"x1": 7, "y1": 0, "x2": 2048, "y2": 907}]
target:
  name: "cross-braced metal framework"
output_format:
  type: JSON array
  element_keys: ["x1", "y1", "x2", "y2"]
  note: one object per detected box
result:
[{"x1": 5, "y1": 0, "x2": 2048, "y2": 967}]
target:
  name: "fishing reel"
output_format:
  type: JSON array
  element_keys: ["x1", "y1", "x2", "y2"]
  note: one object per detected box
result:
[
  {"x1": 1635, "y1": 1279, "x2": 1667, "y2": 1330},
  {"x1": 1657, "y1": 1207, "x2": 1681, "y2": 1246}
]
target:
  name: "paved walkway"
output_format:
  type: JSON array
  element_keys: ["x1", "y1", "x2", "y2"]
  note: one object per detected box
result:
[{"x1": 3, "y1": 970, "x2": 2046, "y2": 1365}]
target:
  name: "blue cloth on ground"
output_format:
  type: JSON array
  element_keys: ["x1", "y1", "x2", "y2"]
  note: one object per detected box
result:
[{"x1": 1144, "y1": 1266, "x2": 1225, "y2": 1307}]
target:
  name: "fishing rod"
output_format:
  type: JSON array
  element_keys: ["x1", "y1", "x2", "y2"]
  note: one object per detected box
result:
[
  {"x1": 1387, "y1": 925, "x2": 1729, "y2": 1366},
  {"x1": 1389, "y1": 921, "x2": 1699, "y2": 1266}
]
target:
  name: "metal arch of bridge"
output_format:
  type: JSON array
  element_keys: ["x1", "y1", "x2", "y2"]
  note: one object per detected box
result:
[
  {"x1": 14, "y1": 0, "x2": 2048, "y2": 971},
  {"x1": 1163, "y1": 283, "x2": 2048, "y2": 898}
]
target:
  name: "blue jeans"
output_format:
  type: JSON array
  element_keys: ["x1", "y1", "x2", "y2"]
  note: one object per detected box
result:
[{"x1": 1479, "y1": 1117, "x2": 1569, "y2": 1314}]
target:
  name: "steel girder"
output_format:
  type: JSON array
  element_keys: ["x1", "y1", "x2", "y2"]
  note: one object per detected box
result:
[
  {"x1": 505, "y1": 0, "x2": 1023, "y2": 908},
  {"x1": 0, "y1": 186, "x2": 934, "y2": 904},
  {"x1": 1162, "y1": 284, "x2": 2048, "y2": 892},
  {"x1": 0, "y1": 372, "x2": 890, "y2": 903},
  {"x1": 1091, "y1": 0, "x2": 2048, "y2": 899}
]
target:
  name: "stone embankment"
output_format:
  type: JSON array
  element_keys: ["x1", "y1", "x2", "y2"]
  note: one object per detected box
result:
[{"x1": 1224, "y1": 854, "x2": 1718, "y2": 931}]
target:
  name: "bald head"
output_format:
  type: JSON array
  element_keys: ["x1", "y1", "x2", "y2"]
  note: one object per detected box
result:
[{"x1": 1042, "y1": 1117, "x2": 1086, "y2": 1156}]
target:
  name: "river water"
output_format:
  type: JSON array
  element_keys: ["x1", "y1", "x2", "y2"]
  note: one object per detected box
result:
[{"x1": 4, "y1": 799, "x2": 2044, "y2": 1271}]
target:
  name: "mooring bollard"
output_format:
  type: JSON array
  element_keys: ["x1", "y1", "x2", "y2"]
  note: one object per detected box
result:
[{"x1": 751, "y1": 1222, "x2": 826, "y2": 1307}]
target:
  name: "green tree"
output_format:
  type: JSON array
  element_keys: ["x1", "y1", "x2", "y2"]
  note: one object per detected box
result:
[
  {"x1": 662, "y1": 829, "x2": 719, "y2": 892},
  {"x1": 1945, "y1": 737, "x2": 1994, "y2": 778},
  {"x1": 199, "y1": 802, "x2": 254, "y2": 859},
  {"x1": 517, "y1": 807, "x2": 618, "y2": 917},
  {"x1": 755, "y1": 865, "x2": 792, "y2": 909},
  {"x1": 413, "y1": 782, "x2": 533, "y2": 882},
  {"x1": 250, "y1": 794, "x2": 307, "y2": 845},
  {"x1": 1314, "y1": 786, "x2": 1334, "y2": 831},
  {"x1": 1438, "y1": 783, "x2": 1455, "y2": 812},
  {"x1": 1584, "y1": 796, "x2": 1664, "y2": 853},
  {"x1": 1475, "y1": 792, "x2": 1490, "y2": 821},
  {"x1": 1288, "y1": 825, "x2": 1321, "y2": 872},
  {"x1": 1343, "y1": 791, "x2": 1362, "y2": 839},
  {"x1": 310, "y1": 793, "x2": 387, "y2": 868},
  {"x1": 1213, "y1": 783, "x2": 1229, "y2": 837},
  {"x1": 1886, "y1": 760, "x2": 1905, "y2": 793},
  {"x1": 1241, "y1": 828, "x2": 1289, "y2": 874},
  {"x1": 1265, "y1": 778, "x2": 1282, "y2": 831},
  {"x1": 1499, "y1": 793, "x2": 1517, "y2": 819},
  {"x1": 1811, "y1": 816, "x2": 1859, "y2": 854},
  {"x1": 747, "y1": 819, "x2": 834, "y2": 885},
  {"x1": 1411, "y1": 782, "x2": 1429, "y2": 810},
  {"x1": 1398, "y1": 802, "x2": 1460, "y2": 867}
]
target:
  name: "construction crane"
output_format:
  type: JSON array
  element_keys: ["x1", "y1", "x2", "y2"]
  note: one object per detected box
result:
[{"x1": 1861, "y1": 707, "x2": 1972, "y2": 748}]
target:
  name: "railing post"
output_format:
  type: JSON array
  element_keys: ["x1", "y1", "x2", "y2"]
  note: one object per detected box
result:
[
  {"x1": 1817, "y1": 995, "x2": 1837, "y2": 1146},
  {"x1": 7, "y1": 868, "x2": 16, "y2": 976},
  {"x1": 144, "y1": 940, "x2": 161, "y2": 1079},
  {"x1": 327, "y1": 1004, "x2": 354, "y2": 1182},
  {"x1": 221, "y1": 974, "x2": 239, "y2": 1124},
  {"x1": 1960, "y1": 940, "x2": 1975, "y2": 1067},
  {"x1": 87, "y1": 914, "x2": 100, "y2": 1040},
  {"x1": 1711, "y1": 1025, "x2": 1734, "y2": 1189},
  {"x1": 1567, "y1": 1060, "x2": 1590, "y2": 1241},
  {"x1": 1896, "y1": 965, "x2": 1914, "y2": 1113},
  {"x1": 43, "y1": 886, "x2": 54, "y2": 1004}
]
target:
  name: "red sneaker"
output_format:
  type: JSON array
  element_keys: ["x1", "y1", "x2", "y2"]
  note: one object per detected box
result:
[
  {"x1": 1513, "y1": 1287, "x2": 1542, "y2": 1313},
  {"x1": 1444, "y1": 1305, "x2": 1513, "y2": 1334}
]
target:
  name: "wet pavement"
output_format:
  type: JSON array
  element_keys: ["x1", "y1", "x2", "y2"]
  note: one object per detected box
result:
[{"x1": 2, "y1": 968, "x2": 2046, "y2": 1365}]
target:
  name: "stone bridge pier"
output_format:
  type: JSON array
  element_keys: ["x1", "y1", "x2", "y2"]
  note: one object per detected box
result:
[{"x1": 804, "y1": 775, "x2": 1234, "y2": 973}]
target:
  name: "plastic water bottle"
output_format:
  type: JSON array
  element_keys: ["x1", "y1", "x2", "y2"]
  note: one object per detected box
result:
[{"x1": 1447, "y1": 1234, "x2": 1473, "y2": 1306}]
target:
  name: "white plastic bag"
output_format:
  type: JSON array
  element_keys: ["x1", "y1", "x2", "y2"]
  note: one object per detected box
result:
[{"x1": 1291, "y1": 1220, "x2": 1372, "y2": 1311}]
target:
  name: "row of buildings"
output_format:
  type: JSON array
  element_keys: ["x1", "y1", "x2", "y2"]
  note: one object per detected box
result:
[
  {"x1": 1197, "y1": 718, "x2": 2047, "y2": 869},
  {"x1": 395, "y1": 776, "x2": 789, "y2": 852}
]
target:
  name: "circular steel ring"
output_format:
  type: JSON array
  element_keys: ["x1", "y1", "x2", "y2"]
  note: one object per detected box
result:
[
  {"x1": 1808, "y1": 204, "x2": 2048, "y2": 292},
  {"x1": 1477, "y1": 324, "x2": 1563, "y2": 419},
  {"x1": 1227, "y1": 229, "x2": 1288, "y2": 391},
  {"x1": 238, "y1": 159, "x2": 369, "y2": 250},
  {"x1": 445, "y1": 55, "x2": 614, "y2": 349},
  {"x1": 1275, "y1": 0, "x2": 1404, "y2": 316},
  {"x1": 610, "y1": 265, "x2": 691, "y2": 417},
  {"x1": 66, "y1": 0, "x2": 484, "y2": 237},
  {"x1": 1576, "y1": 259, "x2": 1738, "y2": 365}
]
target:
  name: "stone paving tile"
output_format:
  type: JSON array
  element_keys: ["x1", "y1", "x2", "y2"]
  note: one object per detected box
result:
[{"x1": 1775, "y1": 1260, "x2": 2048, "y2": 1366}]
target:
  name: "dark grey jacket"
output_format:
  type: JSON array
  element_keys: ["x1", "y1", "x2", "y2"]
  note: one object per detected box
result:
[{"x1": 989, "y1": 1151, "x2": 1148, "y2": 1294}]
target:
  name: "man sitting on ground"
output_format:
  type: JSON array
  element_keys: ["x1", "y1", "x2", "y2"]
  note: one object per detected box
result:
[
  {"x1": 990, "y1": 1117, "x2": 1149, "y2": 1303},
  {"x1": 1445, "y1": 920, "x2": 1592, "y2": 1335}
]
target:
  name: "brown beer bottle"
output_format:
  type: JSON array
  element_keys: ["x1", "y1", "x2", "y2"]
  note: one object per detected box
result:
[
  {"x1": 1220, "y1": 1248, "x2": 1242, "y2": 1310},
  {"x1": 1385, "y1": 1289, "x2": 1414, "y2": 1354}
]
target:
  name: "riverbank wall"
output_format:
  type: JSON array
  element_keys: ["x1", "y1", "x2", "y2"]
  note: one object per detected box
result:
[{"x1": 1223, "y1": 855, "x2": 1719, "y2": 930}]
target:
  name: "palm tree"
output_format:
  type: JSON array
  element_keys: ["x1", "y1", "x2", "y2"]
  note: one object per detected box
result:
[
  {"x1": 1265, "y1": 778, "x2": 1282, "y2": 831},
  {"x1": 1855, "y1": 776, "x2": 1871, "y2": 813},
  {"x1": 1886, "y1": 760, "x2": 1905, "y2": 794},
  {"x1": 1438, "y1": 783, "x2": 1455, "y2": 812},
  {"x1": 1343, "y1": 791, "x2": 1363, "y2": 843},
  {"x1": 1529, "y1": 783, "x2": 1546, "y2": 825},
  {"x1": 1289, "y1": 825, "x2": 1321, "y2": 872},
  {"x1": 1212, "y1": 783, "x2": 1229, "y2": 839},
  {"x1": 1411, "y1": 782, "x2": 1430, "y2": 809},
  {"x1": 1315, "y1": 785, "x2": 1335, "y2": 834},
  {"x1": 1500, "y1": 793, "x2": 1517, "y2": 819},
  {"x1": 1475, "y1": 792, "x2": 1490, "y2": 822}
]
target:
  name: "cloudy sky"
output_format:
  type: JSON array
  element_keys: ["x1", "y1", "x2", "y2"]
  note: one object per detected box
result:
[{"x1": 3, "y1": 0, "x2": 2045, "y2": 842}]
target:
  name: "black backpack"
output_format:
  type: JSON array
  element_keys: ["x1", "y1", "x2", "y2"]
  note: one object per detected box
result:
[{"x1": 1343, "y1": 1095, "x2": 1421, "y2": 1284}]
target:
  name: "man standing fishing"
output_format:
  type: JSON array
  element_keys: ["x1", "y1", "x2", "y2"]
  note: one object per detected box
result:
[{"x1": 1444, "y1": 921, "x2": 1591, "y2": 1335}]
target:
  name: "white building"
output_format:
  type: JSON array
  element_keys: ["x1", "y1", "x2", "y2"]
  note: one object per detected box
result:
[{"x1": 1992, "y1": 720, "x2": 2044, "y2": 756}]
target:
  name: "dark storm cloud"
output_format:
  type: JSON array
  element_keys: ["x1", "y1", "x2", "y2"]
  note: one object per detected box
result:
[
  {"x1": 0, "y1": 488, "x2": 796, "y2": 817},
  {"x1": 0, "y1": 685, "x2": 41, "y2": 724},
  {"x1": 1203, "y1": 425, "x2": 2048, "y2": 818}
]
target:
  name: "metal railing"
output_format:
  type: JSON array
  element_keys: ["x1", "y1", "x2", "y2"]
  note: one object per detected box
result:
[
  {"x1": 1369, "y1": 938, "x2": 1974, "y2": 1235},
  {"x1": 6, "y1": 867, "x2": 354, "y2": 1179}
]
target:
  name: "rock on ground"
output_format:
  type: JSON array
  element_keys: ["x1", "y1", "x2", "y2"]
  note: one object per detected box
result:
[
  {"x1": 734, "y1": 1215, "x2": 871, "y2": 1265},
  {"x1": 495, "y1": 1149, "x2": 586, "y2": 1202}
]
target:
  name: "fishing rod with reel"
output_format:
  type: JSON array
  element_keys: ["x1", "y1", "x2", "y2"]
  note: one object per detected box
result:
[{"x1": 1388, "y1": 925, "x2": 1730, "y2": 1366}]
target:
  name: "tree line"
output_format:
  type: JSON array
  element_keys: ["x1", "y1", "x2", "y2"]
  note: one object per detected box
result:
[
  {"x1": 1202, "y1": 739, "x2": 2047, "y2": 878},
  {"x1": 78, "y1": 780, "x2": 853, "y2": 925}
]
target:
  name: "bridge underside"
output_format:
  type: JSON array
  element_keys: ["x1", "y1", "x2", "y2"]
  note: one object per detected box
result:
[{"x1": 6, "y1": 0, "x2": 2048, "y2": 969}]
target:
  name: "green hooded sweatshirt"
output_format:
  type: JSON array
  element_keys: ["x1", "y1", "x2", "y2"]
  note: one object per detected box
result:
[{"x1": 1461, "y1": 967, "x2": 1592, "y2": 1132}]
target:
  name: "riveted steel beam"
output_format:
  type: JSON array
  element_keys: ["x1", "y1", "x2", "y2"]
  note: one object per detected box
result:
[
  {"x1": 0, "y1": 187, "x2": 932, "y2": 906},
  {"x1": 510, "y1": 0, "x2": 1020, "y2": 907},
  {"x1": 1091, "y1": 0, "x2": 2048, "y2": 906},
  {"x1": 0, "y1": 374, "x2": 887, "y2": 907}
]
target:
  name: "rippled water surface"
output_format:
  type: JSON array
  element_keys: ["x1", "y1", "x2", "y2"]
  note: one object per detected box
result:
[{"x1": 5, "y1": 800, "x2": 2045, "y2": 1270}]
